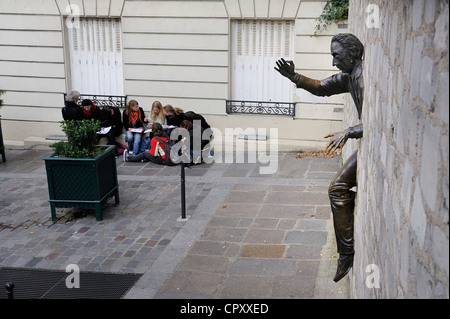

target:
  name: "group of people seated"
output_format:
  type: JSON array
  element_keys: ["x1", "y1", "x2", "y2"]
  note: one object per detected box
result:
[{"x1": 62, "y1": 90, "x2": 212, "y2": 165}]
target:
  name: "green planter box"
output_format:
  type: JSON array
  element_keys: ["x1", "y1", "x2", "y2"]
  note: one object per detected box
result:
[{"x1": 44, "y1": 145, "x2": 119, "y2": 221}]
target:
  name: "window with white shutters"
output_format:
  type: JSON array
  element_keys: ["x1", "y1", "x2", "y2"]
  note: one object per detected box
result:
[
  {"x1": 66, "y1": 18, "x2": 124, "y2": 96},
  {"x1": 230, "y1": 20, "x2": 294, "y2": 103}
]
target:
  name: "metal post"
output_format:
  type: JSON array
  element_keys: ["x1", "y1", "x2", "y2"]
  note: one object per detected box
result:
[
  {"x1": 5, "y1": 281, "x2": 14, "y2": 299},
  {"x1": 180, "y1": 162, "x2": 186, "y2": 219},
  {"x1": 0, "y1": 117, "x2": 6, "y2": 163}
]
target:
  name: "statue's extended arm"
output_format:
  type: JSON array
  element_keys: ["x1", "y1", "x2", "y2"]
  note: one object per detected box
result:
[
  {"x1": 325, "y1": 124, "x2": 363, "y2": 156},
  {"x1": 275, "y1": 58, "x2": 347, "y2": 97},
  {"x1": 275, "y1": 57, "x2": 362, "y2": 156}
]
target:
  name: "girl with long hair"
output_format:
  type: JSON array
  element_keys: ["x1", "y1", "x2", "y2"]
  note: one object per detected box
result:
[
  {"x1": 122, "y1": 99, "x2": 145, "y2": 155},
  {"x1": 163, "y1": 104, "x2": 184, "y2": 127}
]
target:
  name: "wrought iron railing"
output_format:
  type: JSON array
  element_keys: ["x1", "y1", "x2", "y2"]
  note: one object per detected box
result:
[
  {"x1": 64, "y1": 94, "x2": 127, "y2": 109},
  {"x1": 226, "y1": 100, "x2": 296, "y2": 116}
]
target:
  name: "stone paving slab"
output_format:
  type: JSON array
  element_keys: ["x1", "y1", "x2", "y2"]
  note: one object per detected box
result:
[
  {"x1": 150, "y1": 152, "x2": 349, "y2": 299},
  {"x1": 0, "y1": 149, "x2": 349, "y2": 299}
]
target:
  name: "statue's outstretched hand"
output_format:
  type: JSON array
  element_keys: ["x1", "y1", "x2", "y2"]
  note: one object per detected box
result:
[
  {"x1": 275, "y1": 58, "x2": 296, "y2": 80},
  {"x1": 324, "y1": 130, "x2": 348, "y2": 156},
  {"x1": 324, "y1": 124, "x2": 363, "y2": 156}
]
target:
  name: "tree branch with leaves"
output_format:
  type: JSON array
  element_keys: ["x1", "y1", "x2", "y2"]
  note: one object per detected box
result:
[{"x1": 314, "y1": 0, "x2": 349, "y2": 35}]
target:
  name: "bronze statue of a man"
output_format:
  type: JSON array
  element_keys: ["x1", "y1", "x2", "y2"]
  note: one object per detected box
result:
[{"x1": 275, "y1": 33, "x2": 364, "y2": 282}]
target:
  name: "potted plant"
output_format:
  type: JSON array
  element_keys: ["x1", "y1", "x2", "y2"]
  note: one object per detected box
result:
[
  {"x1": 0, "y1": 90, "x2": 6, "y2": 162},
  {"x1": 44, "y1": 119, "x2": 120, "y2": 221}
]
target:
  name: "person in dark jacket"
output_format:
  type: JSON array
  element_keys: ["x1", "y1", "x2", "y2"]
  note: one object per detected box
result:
[
  {"x1": 163, "y1": 104, "x2": 185, "y2": 127},
  {"x1": 79, "y1": 99, "x2": 101, "y2": 121},
  {"x1": 179, "y1": 119, "x2": 210, "y2": 164},
  {"x1": 98, "y1": 104, "x2": 123, "y2": 146},
  {"x1": 184, "y1": 111, "x2": 213, "y2": 140},
  {"x1": 62, "y1": 90, "x2": 82, "y2": 121},
  {"x1": 184, "y1": 111, "x2": 211, "y2": 130}
]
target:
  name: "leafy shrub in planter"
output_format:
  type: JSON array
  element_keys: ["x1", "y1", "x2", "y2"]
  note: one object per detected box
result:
[
  {"x1": 45, "y1": 118, "x2": 120, "y2": 221},
  {"x1": 51, "y1": 119, "x2": 103, "y2": 158}
]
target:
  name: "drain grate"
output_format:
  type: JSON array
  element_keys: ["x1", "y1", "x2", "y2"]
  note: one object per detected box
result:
[{"x1": 0, "y1": 267, "x2": 142, "y2": 299}]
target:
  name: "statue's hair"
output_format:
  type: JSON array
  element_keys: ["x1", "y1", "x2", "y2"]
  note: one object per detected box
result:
[{"x1": 331, "y1": 33, "x2": 364, "y2": 61}]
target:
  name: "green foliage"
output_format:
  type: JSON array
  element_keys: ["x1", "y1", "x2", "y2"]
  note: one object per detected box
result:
[
  {"x1": 314, "y1": 0, "x2": 349, "y2": 35},
  {"x1": 0, "y1": 90, "x2": 5, "y2": 109},
  {"x1": 50, "y1": 119, "x2": 102, "y2": 158}
]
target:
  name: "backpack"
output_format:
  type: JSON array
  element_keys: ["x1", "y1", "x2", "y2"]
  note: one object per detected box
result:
[
  {"x1": 115, "y1": 142, "x2": 127, "y2": 156},
  {"x1": 154, "y1": 136, "x2": 177, "y2": 166}
]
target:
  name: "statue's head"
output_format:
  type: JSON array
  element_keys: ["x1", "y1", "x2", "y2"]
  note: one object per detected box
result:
[{"x1": 330, "y1": 33, "x2": 364, "y2": 74}]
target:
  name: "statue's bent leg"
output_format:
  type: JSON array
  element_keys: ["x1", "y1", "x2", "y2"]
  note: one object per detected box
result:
[{"x1": 328, "y1": 151, "x2": 357, "y2": 282}]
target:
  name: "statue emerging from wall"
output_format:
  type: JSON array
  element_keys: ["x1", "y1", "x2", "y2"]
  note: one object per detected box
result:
[{"x1": 275, "y1": 33, "x2": 364, "y2": 282}]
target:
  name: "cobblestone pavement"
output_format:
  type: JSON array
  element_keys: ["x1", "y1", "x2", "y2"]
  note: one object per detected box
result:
[{"x1": 0, "y1": 149, "x2": 349, "y2": 299}]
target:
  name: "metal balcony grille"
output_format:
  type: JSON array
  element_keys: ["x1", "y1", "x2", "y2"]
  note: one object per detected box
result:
[
  {"x1": 226, "y1": 100, "x2": 296, "y2": 116},
  {"x1": 64, "y1": 94, "x2": 127, "y2": 108}
]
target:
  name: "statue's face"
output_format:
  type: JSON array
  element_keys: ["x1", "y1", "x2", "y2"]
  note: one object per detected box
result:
[{"x1": 331, "y1": 41, "x2": 354, "y2": 74}]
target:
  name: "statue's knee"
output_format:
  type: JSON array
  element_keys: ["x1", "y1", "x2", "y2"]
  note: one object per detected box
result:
[
  {"x1": 328, "y1": 183, "x2": 340, "y2": 198},
  {"x1": 328, "y1": 183, "x2": 355, "y2": 204}
]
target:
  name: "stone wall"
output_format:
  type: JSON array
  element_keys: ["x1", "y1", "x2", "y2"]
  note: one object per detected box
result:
[{"x1": 345, "y1": 0, "x2": 449, "y2": 298}]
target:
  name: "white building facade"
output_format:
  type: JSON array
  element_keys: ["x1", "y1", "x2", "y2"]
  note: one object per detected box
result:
[{"x1": 0, "y1": 0, "x2": 346, "y2": 150}]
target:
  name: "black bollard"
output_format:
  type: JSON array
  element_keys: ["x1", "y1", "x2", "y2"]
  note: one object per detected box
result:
[
  {"x1": 5, "y1": 281, "x2": 14, "y2": 299},
  {"x1": 180, "y1": 162, "x2": 186, "y2": 219}
]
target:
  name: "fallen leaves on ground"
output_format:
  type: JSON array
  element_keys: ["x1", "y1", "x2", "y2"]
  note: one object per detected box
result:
[{"x1": 296, "y1": 151, "x2": 337, "y2": 159}]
